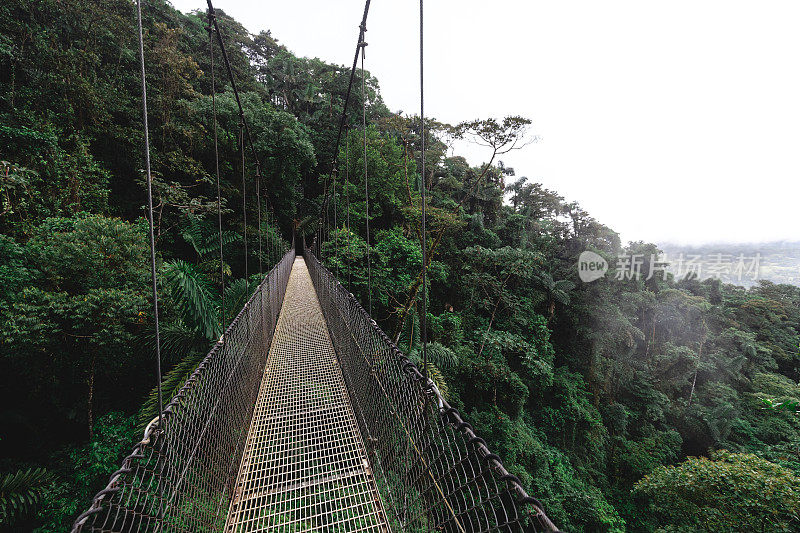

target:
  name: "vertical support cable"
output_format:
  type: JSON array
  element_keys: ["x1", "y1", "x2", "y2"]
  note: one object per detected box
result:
[
  {"x1": 345, "y1": 126, "x2": 352, "y2": 291},
  {"x1": 240, "y1": 119, "x2": 248, "y2": 294},
  {"x1": 419, "y1": 0, "x2": 428, "y2": 379},
  {"x1": 269, "y1": 210, "x2": 274, "y2": 265},
  {"x1": 361, "y1": 40, "x2": 372, "y2": 315},
  {"x1": 267, "y1": 209, "x2": 273, "y2": 264},
  {"x1": 135, "y1": 0, "x2": 163, "y2": 520},
  {"x1": 323, "y1": 174, "x2": 329, "y2": 259},
  {"x1": 270, "y1": 210, "x2": 274, "y2": 263},
  {"x1": 208, "y1": 11, "x2": 225, "y2": 330},
  {"x1": 206, "y1": 0, "x2": 261, "y2": 285},
  {"x1": 256, "y1": 163, "x2": 263, "y2": 275},
  {"x1": 332, "y1": 168, "x2": 338, "y2": 276}
]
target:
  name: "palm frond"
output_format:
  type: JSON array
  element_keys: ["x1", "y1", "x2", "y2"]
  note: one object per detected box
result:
[
  {"x1": 424, "y1": 342, "x2": 458, "y2": 368},
  {"x1": 163, "y1": 260, "x2": 220, "y2": 340},
  {"x1": 223, "y1": 278, "x2": 257, "y2": 325},
  {"x1": 138, "y1": 353, "x2": 205, "y2": 429},
  {"x1": 140, "y1": 322, "x2": 210, "y2": 364},
  {"x1": 295, "y1": 215, "x2": 319, "y2": 237},
  {"x1": 0, "y1": 468, "x2": 54, "y2": 526}
]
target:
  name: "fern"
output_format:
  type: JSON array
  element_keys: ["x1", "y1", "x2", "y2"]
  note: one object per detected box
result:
[
  {"x1": 407, "y1": 345, "x2": 455, "y2": 399},
  {"x1": 0, "y1": 468, "x2": 54, "y2": 526},
  {"x1": 182, "y1": 216, "x2": 240, "y2": 258},
  {"x1": 181, "y1": 216, "x2": 205, "y2": 256},
  {"x1": 193, "y1": 230, "x2": 239, "y2": 257},
  {"x1": 399, "y1": 307, "x2": 456, "y2": 396},
  {"x1": 398, "y1": 310, "x2": 420, "y2": 352}
]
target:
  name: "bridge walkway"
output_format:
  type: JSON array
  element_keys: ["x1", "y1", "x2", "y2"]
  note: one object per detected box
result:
[{"x1": 225, "y1": 257, "x2": 389, "y2": 532}]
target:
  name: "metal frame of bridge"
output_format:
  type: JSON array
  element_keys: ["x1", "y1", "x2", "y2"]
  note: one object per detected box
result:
[
  {"x1": 73, "y1": 246, "x2": 559, "y2": 532},
  {"x1": 225, "y1": 257, "x2": 389, "y2": 531}
]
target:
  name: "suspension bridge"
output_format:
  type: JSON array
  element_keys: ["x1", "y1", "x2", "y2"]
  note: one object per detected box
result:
[{"x1": 71, "y1": 1, "x2": 560, "y2": 531}]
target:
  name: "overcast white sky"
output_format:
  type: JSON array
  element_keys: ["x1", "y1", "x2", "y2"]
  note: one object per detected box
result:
[{"x1": 171, "y1": 0, "x2": 800, "y2": 245}]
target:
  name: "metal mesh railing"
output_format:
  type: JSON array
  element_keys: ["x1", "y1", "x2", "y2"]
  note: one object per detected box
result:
[
  {"x1": 72, "y1": 249, "x2": 296, "y2": 532},
  {"x1": 304, "y1": 250, "x2": 560, "y2": 533}
]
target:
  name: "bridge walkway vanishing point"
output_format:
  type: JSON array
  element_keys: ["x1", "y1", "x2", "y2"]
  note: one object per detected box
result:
[{"x1": 225, "y1": 256, "x2": 390, "y2": 532}]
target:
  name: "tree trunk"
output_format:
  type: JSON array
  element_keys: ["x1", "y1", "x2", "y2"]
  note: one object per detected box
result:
[
  {"x1": 393, "y1": 151, "x2": 500, "y2": 339},
  {"x1": 688, "y1": 338, "x2": 704, "y2": 406},
  {"x1": 478, "y1": 296, "x2": 503, "y2": 358},
  {"x1": 478, "y1": 271, "x2": 515, "y2": 358}
]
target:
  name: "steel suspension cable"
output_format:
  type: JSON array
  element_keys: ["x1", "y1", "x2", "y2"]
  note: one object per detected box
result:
[
  {"x1": 206, "y1": 0, "x2": 267, "y2": 287},
  {"x1": 317, "y1": 0, "x2": 371, "y2": 242},
  {"x1": 240, "y1": 121, "x2": 248, "y2": 294},
  {"x1": 135, "y1": 0, "x2": 163, "y2": 520},
  {"x1": 346, "y1": 126, "x2": 352, "y2": 291},
  {"x1": 207, "y1": 13, "x2": 226, "y2": 330},
  {"x1": 332, "y1": 0, "x2": 371, "y2": 168},
  {"x1": 256, "y1": 164, "x2": 262, "y2": 274},
  {"x1": 206, "y1": 1, "x2": 261, "y2": 172},
  {"x1": 361, "y1": 42, "x2": 372, "y2": 315},
  {"x1": 419, "y1": 0, "x2": 428, "y2": 379},
  {"x1": 332, "y1": 168, "x2": 338, "y2": 275}
]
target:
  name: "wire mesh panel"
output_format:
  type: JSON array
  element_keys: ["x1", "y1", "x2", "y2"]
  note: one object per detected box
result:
[
  {"x1": 225, "y1": 257, "x2": 388, "y2": 532},
  {"x1": 72, "y1": 249, "x2": 296, "y2": 533},
  {"x1": 304, "y1": 250, "x2": 560, "y2": 533}
]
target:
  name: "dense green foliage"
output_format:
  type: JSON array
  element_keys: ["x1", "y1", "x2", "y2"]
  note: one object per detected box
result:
[
  {"x1": 633, "y1": 450, "x2": 800, "y2": 532},
  {"x1": 1, "y1": 1, "x2": 798, "y2": 531}
]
